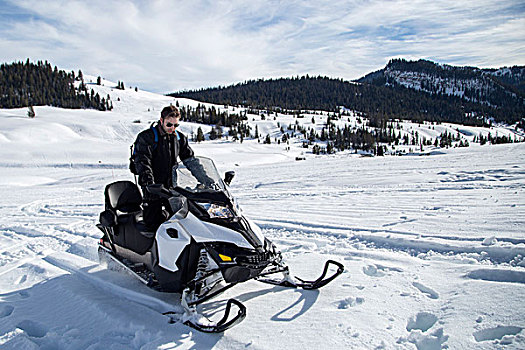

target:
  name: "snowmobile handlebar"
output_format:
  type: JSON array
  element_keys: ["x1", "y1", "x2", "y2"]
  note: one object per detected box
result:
[{"x1": 145, "y1": 184, "x2": 173, "y2": 198}]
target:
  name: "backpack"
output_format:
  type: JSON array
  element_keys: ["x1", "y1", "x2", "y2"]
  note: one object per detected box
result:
[{"x1": 129, "y1": 124, "x2": 159, "y2": 175}]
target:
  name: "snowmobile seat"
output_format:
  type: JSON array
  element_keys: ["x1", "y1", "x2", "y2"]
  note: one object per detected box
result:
[
  {"x1": 103, "y1": 181, "x2": 154, "y2": 255},
  {"x1": 105, "y1": 180, "x2": 142, "y2": 215}
]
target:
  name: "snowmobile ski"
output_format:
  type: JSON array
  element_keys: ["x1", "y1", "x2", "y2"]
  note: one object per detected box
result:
[
  {"x1": 255, "y1": 260, "x2": 345, "y2": 289},
  {"x1": 162, "y1": 298, "x2": 246, "y2": 333},
  {"x1": 182, "y1": 288, "x2": 246, "y2": 333},
  {"x1": 183, "y1": 298, "x2": 246, "y2": 333}
]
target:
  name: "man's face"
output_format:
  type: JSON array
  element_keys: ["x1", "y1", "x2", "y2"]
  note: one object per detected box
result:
[{"x1": 161, "y1": 115, "x2": 180, "y2": 134}]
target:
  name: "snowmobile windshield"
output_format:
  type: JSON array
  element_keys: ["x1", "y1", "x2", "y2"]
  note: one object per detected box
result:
[{"x1": 174, "y1": 157, "x2": 226, "y2": 193}]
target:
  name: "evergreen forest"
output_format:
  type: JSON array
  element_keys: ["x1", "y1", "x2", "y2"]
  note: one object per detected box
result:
[
  {"x1": 0, "y1": 59, "x2": 112, "y2": 111},
  {"x1": 171, "y1": 68, "x2": 524, "y2": 126}
]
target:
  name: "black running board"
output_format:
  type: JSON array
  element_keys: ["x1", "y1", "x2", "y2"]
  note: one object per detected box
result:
[
  {"x1": 256, "y1": 260, "x2": 344, "y2": 290},
  {"x1": 98, "y1": 245, "x2": 159, "y2": 288}
]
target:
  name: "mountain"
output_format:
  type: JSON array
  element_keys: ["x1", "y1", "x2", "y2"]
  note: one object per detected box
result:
[
  {"x1": 171, "y1": 60, "x2": 524, "y2": 125},
  {"x1": 357, "y1": 58, "x2": 524, "y2": 112}
]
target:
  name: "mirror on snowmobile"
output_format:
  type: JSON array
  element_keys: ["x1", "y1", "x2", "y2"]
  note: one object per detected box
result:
[
  {"x1": 99, "y1": 210, "x2": 117, "y2": 227},
  {"x1": 169, "y1": 195, "x2": 188, "y2": 218},
  {"x1": 224, "y1": 171, "x2": 235, "y2": 186}
]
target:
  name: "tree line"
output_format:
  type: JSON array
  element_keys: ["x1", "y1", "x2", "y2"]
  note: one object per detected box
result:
[
  {"x1": 170, "y1": 75, "x2": 523, "y2": 126},
  {"x1": 0, "y1": 59, "x2": 111, "y2": 111}
]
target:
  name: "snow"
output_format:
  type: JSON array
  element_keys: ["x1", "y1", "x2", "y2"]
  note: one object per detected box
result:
[{"x1": 0, "y1": 85, "x2": 524, "y2": 349}]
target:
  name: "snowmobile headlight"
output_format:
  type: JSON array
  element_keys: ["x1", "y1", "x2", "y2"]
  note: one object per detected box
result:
[{"x1": 197, "y1": 202, "x2": 235, "y2": 219}]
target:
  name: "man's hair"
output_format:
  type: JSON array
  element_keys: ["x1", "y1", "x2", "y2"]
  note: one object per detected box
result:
[{"x1": 161, "y1": 105, "x2": 180, "y2": 119}]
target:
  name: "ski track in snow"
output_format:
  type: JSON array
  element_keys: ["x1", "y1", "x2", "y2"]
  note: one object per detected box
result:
[{"x1": 1, "y1": 104, "x2": 525, "y2": 348}]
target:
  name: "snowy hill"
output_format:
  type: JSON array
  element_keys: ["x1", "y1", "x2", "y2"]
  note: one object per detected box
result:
[{"x1": 0, "y1": 84, "x2": 524, "y2": 349}]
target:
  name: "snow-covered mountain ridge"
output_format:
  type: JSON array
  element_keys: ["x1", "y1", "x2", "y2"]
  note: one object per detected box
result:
[{"x1": 357, "y1": 59, "x2": 524, "y2": 111}]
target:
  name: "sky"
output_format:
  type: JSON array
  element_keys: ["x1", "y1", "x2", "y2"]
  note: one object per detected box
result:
[{"x1": 0, "y1": 0, "x2": 524, "y2": 93}]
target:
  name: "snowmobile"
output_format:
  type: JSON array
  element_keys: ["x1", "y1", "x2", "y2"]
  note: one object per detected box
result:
[{"x1": 97, "y1": 156, "x2": 344, "y2": 333}]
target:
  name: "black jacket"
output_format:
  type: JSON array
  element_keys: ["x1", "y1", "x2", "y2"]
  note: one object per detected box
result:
[{"x1": 133, "y1": 123, "x2": 194, "y2": 189}]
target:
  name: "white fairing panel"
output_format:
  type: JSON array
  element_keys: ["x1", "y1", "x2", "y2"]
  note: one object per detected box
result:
[
  {"x1": 182, "y1": 212, "x2": 254, "y2": 248},
  {"x1": 156, "y1": 222, "x2": 190, "y2": 272},
  {"x1": 156, "y1": 212, "x2": 254, "y2": 272}
]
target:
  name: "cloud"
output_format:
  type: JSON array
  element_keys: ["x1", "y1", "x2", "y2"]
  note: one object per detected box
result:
[{"x1": 0, "y1": 0, "x2": 523, "y2": 92}]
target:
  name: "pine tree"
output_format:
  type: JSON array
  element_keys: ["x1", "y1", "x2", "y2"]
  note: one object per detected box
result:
[
  {"x1": 209, "y1": 127, "x2": 218, "y2": 140},
  {"x1": 27, "y1": 106, "x2": 35, "y2": 118},
  {"x1": 196, "y1": 127, "x2": 205, "y2": 142},
  {"x1": 327, "y1": 142, "x2": 334, "y2": 154},
  {"x1": 214, "y1": 125, "x2": 223, "y2": 139}
]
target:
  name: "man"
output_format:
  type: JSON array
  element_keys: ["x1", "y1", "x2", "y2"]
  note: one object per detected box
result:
[{"x1": 133, "y1": 105, "x2": 194, "y2": 231}]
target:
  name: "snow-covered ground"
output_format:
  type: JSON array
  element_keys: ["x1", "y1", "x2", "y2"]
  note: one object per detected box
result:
[{"x1": 0, "y1": 85, "x2": 524, "y2": 349}]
